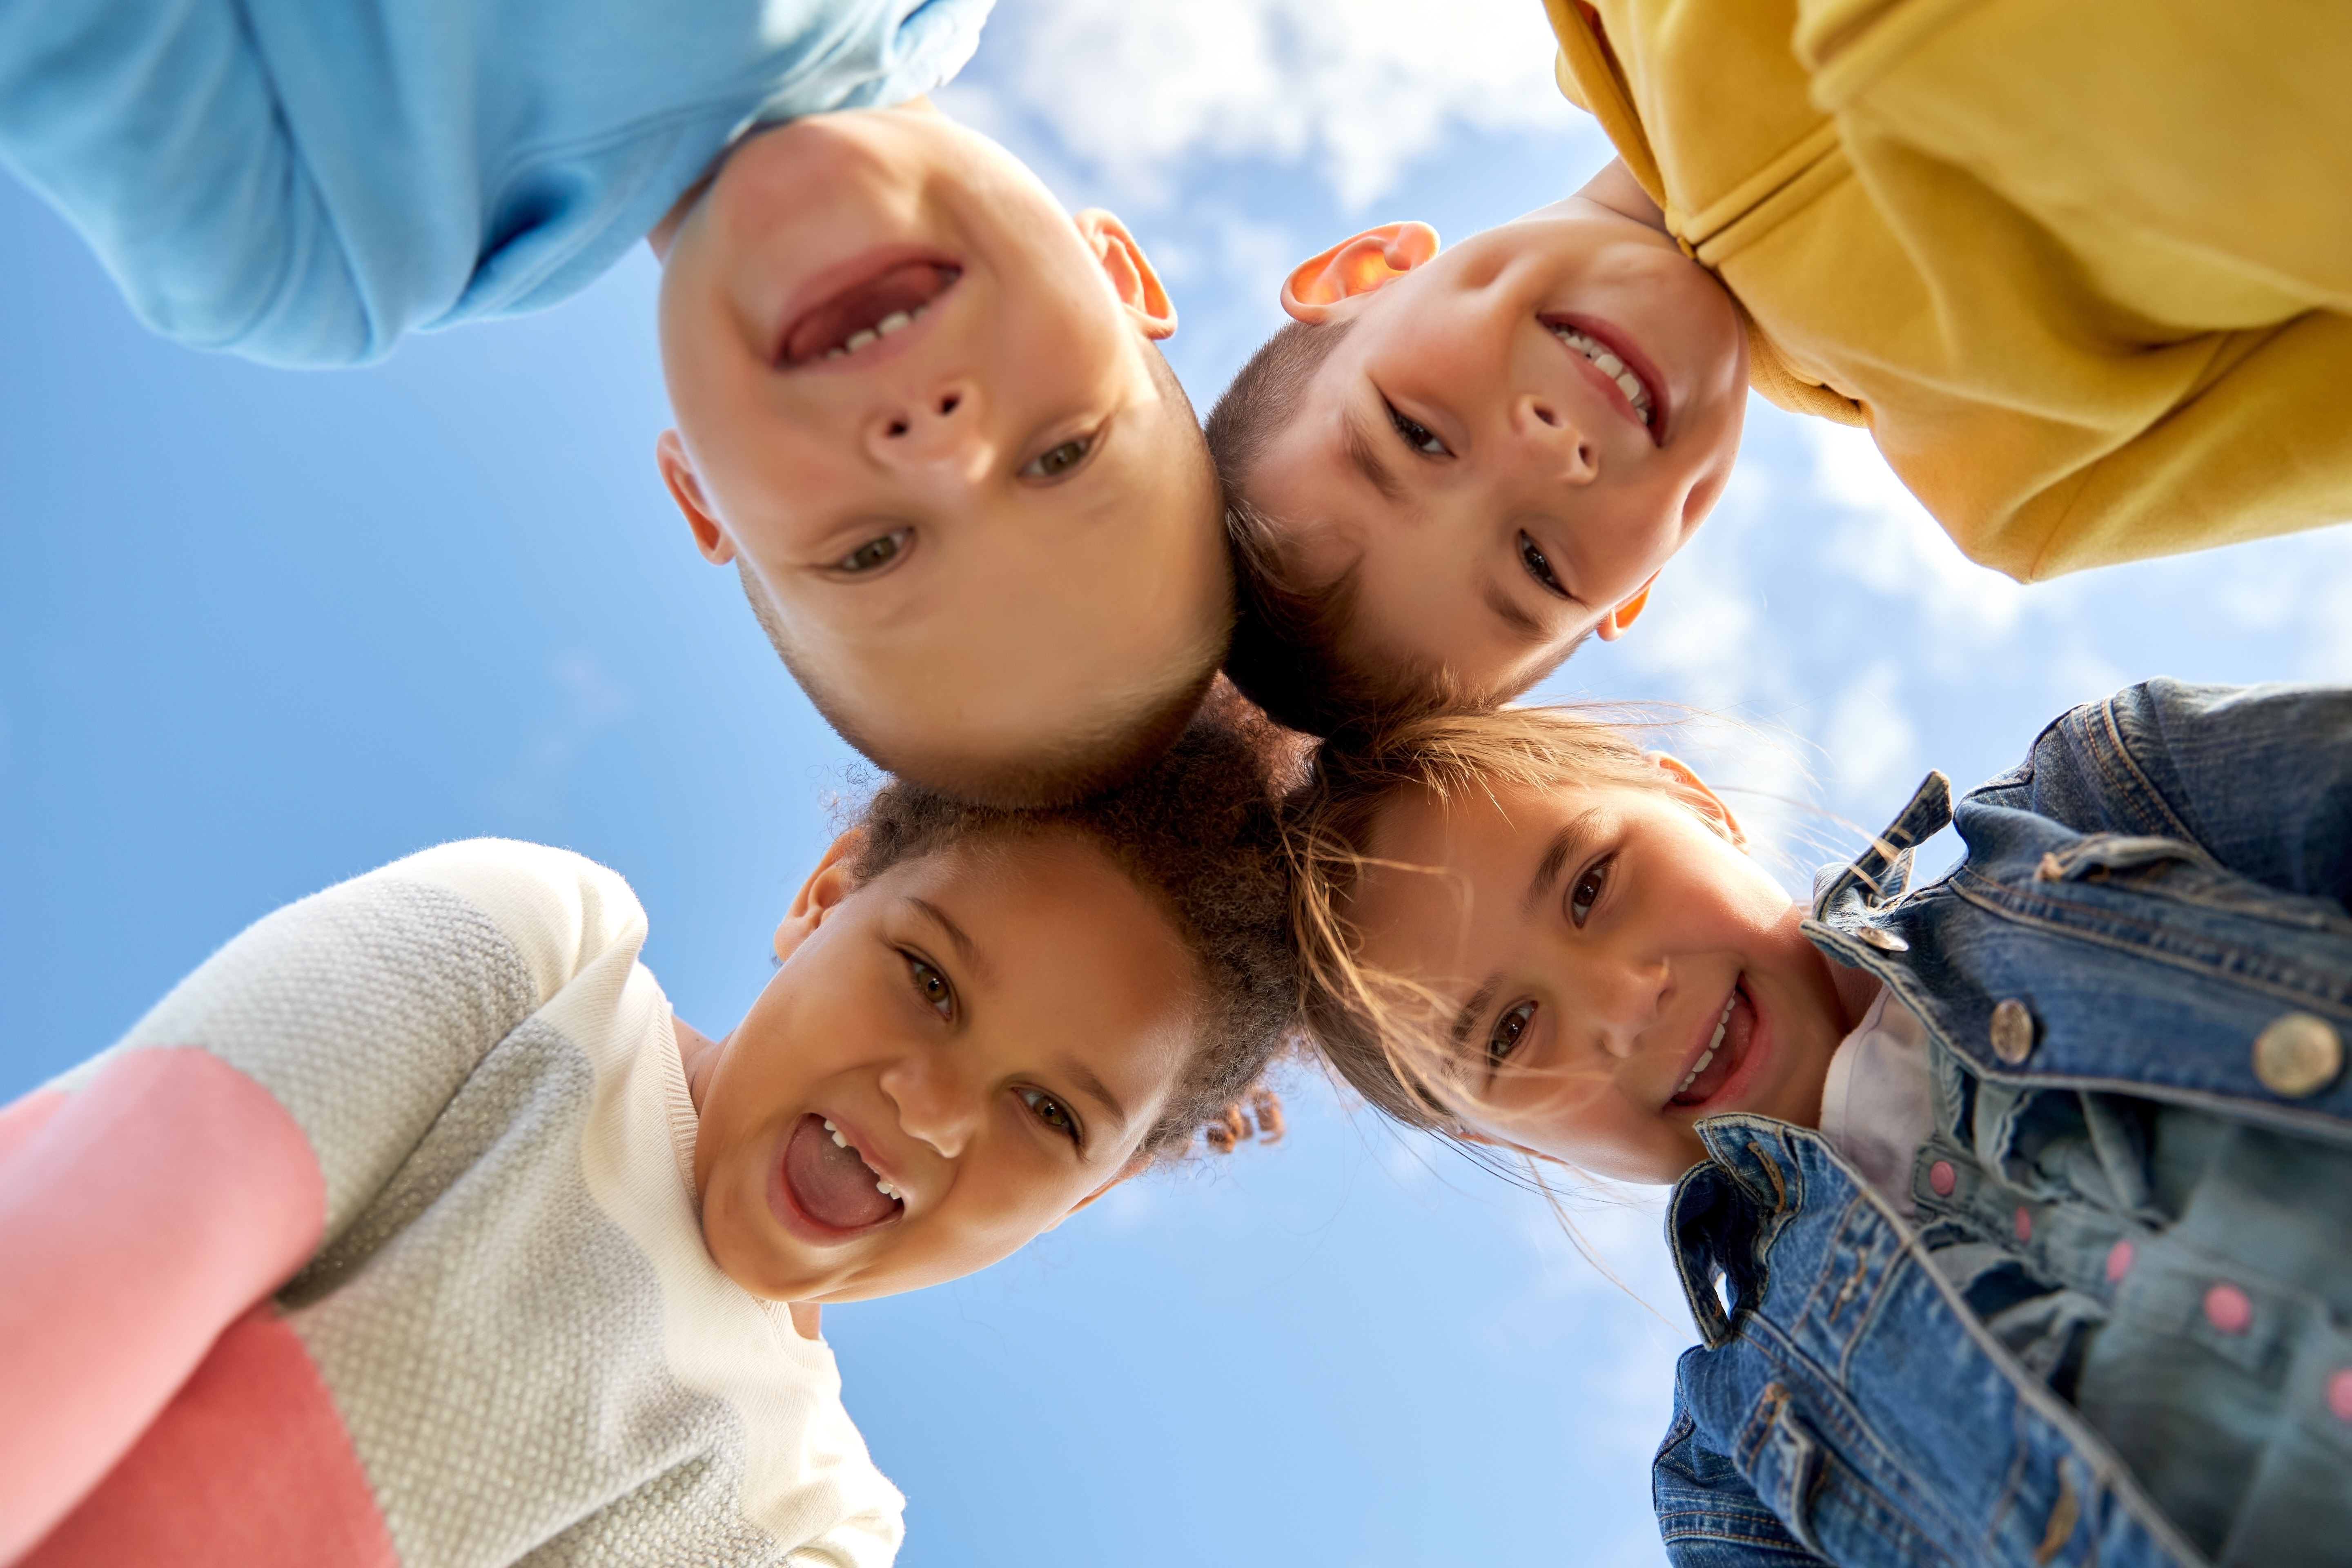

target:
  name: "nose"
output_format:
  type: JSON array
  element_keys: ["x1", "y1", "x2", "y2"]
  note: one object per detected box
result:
[
  {"x1": 1515, "y1": 390, "x2": 1599, "y2": 487},
  {"x1": 1580, "y1": 949, "x2": 1669, "y2": 1061},
  {"x1": 878, "y1": 1053, "x2": 980, "y2": 1161},
  {"x1": 865, "y1": 374, "x2": 988, "y2": 476}
]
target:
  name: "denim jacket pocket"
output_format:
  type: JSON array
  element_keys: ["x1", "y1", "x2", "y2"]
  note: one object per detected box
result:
[{"x1": 2032, "y1": 834, "x2": 2352, "y2": 935}]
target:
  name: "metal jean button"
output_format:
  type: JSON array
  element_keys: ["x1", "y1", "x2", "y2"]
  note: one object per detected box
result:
[
  {"x1": 2251, "y1": 1013, "x2": 2343, "y2": 1099},
  {"x1": 1990, "y1": 998, "x2": 2036, "y2": 1065}
]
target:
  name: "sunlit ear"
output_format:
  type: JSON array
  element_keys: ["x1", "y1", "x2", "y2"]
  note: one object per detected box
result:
[
  {"x1": 1648, "y1": 753, "x2": 1746, "y2": 851},
  {"x1": 1073, "y1": 209, "x2": 1177, "y2": 341},
  {"x1": 1046, "y1": 1151, "x2": 1153, "y2": 1229},
  {"x1": 773, "y1": 831, "x2": 864, "y2": 962},
  {"x1": 1592, "y1": 571, "x2": 1659, "y2": 642},
  {"x1": 656, "y1": 430, "x2": 734, "y2": 566},
  {"x1": 1281, "y1": 221, "x2": 1441, "y2": 323}
]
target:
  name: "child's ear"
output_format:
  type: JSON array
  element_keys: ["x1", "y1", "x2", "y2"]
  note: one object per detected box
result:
[
  {"x1": 1047, "y1": 1151, "x2": 1153, "y2": 1228},
  {"x1": 1072, "y1": 209, "x2": 1176, "y2": 341},
  {"x1": 1281, "y1": 222, "x2": 1440, "y2": 322},
  {"x1": 1592, "y1": 572, "x2": 1660, "y2": 642},
  {"x1": 1647, "y1": 753, "x2": 1747, "y2": 851},
  {"x1": 656, "y1": 430, "x2": 734, "y2": 566},
  {"x1": 774, "y1": 831, "x2": 864, "y2": 963}
]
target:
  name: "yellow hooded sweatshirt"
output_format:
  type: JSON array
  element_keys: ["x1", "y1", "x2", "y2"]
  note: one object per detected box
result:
[{"x1": 1546, "y1": 0, "x2": 2352, "y2": 581}]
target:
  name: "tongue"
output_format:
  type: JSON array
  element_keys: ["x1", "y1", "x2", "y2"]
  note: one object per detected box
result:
[
  {"x1": 781, "y1": 261, "x2": 959, "y2": 365},
  {"x1": 1676, "y1": 988, "x2": 1757, "y2": 1107},
  {"x1": 783, "y1": 1114, "x2": 900, "y2": 1230}
]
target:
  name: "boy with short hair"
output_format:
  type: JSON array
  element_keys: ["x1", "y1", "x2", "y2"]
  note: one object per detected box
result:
[
  {"x1": 1208, "y1": 0, "x2": 2352, "y2": 736},
  {"x1": 0, "y1": 0, "x2": 1229, "y2": 806}
]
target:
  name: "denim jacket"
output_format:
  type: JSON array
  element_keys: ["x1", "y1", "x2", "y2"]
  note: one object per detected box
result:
[{"x1": 1655, "y1": 681, "x2": 2352, "y2": 1566}]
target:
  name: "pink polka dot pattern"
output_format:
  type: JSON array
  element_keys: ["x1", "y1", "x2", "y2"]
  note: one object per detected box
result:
[
  {"x1": 2330, "y1": 1369, "x2": 2352, "y2": 1423},
  {"x1": 2013, "y1": 1206, "x2": 2032, "y2": 1244},
  {"x1": 1929, "y1": 1161, "x2": 1955, "y2": 1197},
  {"x1": 2105, "y1": 1240, "x2": 2134, "y2": 1283},
  {"x1": 2204, "y1": 1283, "x2": 2253, "y2": 1335}
]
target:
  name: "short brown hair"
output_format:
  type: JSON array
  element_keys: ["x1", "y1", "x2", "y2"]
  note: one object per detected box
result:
[
  {"x1": 1283, "y1": 704, "x2": 1670, "y2": 1135},
  {"x1": 1207, "y1": 320, "x2": 1587, "y2": 737},
  {"x1": 844, "y1": 679, "x2": 1303, "y2": 1163},
  {"x1": 746, "y1": 346, "x2": 1230, "y2": 807}
]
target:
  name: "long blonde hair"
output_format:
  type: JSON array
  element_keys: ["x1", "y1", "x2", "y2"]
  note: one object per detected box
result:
[{"x1": 1284, "y1": 705, "x2": 1685, "y2": 1138}]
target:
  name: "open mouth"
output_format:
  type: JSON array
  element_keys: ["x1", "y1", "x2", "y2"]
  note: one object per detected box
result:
[
  {"x1": 1668, "y1": 979, "x2": 1759, "y2": 1111},
  {"x1": 776, "y1": 256, "x2": 961, "y2": 368},
  {"x1": 779, "y1": 1113, "x2": 904, "y2": 1233},
  {"x1": 1543, "y1": 315, "x2": 1666, "y2": 443}
]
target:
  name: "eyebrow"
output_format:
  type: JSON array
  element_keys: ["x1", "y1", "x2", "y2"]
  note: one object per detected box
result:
[
  {"x1": 1525, "y1": 808, "x2": 1606, "y2": 915},
  {"x1": 1481, "y1": 576, "x2": 1553, "y2": 647},
  {"x1": 904, "y1": 897, "x2": 993, "y2": 985},
  {"x1": 1340, "y1": 405, "x2": 1405, "y2": 502},
  {"x1": 1053, "y1": 1055, "x2": 1132, "y2": 1139}
]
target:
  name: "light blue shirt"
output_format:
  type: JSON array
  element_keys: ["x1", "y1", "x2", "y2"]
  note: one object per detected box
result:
[{"x1": 0, "y1": 0, "x2": 989, "y2": 365}]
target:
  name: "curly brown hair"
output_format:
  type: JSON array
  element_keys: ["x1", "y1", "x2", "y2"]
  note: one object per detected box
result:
[{"x1": 844, "y1": 680, "x2": 1303, "y2": 1163}]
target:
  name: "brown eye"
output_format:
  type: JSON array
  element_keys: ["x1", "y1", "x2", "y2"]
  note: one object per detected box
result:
[
  {"x1": 836, "y1": 528, "x2": 909, "y2": 572},
  {"x1": 1019, "y1": 1088, "x2": 1080, "y2": 1143},
  {"x1": 1570, "y1": 857, "x2": 1613, "y2": 927},
  {"x1": 1020, "y1": 437, "x2": 1091, "y2": 479},
  {"x1": 1490, "y1": 1001, "x2": 1536, "y2": 1066},
  {"x1": 905, "y1": 956, "x2": 953, "y2": 1019}
]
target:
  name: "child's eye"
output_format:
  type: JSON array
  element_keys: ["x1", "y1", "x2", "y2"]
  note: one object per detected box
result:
[
  {"x1": 1386, "y1": 403, "x2": 1450, "y2": 457},
  {"x1": 835, "y1": 528, "x2": 910, "y2": 573},
  {"x1": 1568, "y1": 856, "x2": 1613, "y2": 927},
  {"x1": 904, "y1": 954, "x2": 955, "y2": 1019},
  {"x1": 1518, "y1": 531, "x2": 1567, "y2": 597},
  {"x1": 1489, "y1": 1000, "x2": 1537, "y2": 1068},
  {"x1": 1020, "y1": 435, "x2": 1093, "y2": 479},
  {"x1": 1019, "y1": 1087, "x2": 1082, "y2": 1145}
]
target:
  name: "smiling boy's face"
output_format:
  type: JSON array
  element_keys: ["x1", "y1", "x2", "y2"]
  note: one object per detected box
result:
[
  {"x1": 1345, "y1": 766, "x2": 1853, "y2": 1185},
  {"x1": 690, "y1": 830, "x2": 1200, "y2": 1305},
  {"x1": 1243, "y1": 196, "x2": 1746, "y2": 703},
  {"x1": 654, "y1": 105, "x2": 1227, "y2": 800}
]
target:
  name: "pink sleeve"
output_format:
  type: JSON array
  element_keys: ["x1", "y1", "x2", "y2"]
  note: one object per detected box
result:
[{"x1": 0, "y1": 1049, "x2": 325, "y2": 1564}]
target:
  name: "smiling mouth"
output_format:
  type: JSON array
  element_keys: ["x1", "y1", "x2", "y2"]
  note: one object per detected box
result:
[
  {"x1": 777, "y1": 259, "x2": 960, "y2": 368},
  {"x1": 1669, "y1": 980, "x2": 1758, "y2": 1110},
  {"x1": 1544, "y1": 317, "x2": 1665, "y2": 442},
  {"x1": 780, "y1": 1113, "x2": 904, "y2": 1232}
]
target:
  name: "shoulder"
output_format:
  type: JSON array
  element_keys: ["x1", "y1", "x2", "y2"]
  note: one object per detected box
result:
[{"x1": 358, "y1": 839, "x2": 648, "y2": 999}]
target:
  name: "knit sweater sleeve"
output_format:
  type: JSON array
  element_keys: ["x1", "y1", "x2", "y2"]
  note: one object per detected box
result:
[{"x1": 0, "y1": 840, "x2": 647, "y2": 1562}]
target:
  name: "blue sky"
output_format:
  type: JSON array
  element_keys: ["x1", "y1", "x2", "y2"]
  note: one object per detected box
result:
[{"x1": 6, "y1": 2, "x2": 2350, "y2": 1564}]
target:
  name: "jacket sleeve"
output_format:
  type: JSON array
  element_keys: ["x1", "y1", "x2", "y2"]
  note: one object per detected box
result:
[
  {"x1": 0, "y1": 0, "x2": 383, "y2": 363},
  {"x1": 2026, "y1": 680, "x2": 2352, "y2": 905},
  {"x1": 1653, "y1": 1396, "x2": 1829, "y2": 1565},
  {"x1": 0, "y1": 840, "x2": 644, "y2": 1561}
]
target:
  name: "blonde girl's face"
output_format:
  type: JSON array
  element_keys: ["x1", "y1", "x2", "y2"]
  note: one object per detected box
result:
[{"x1": 1347, "y1": 764, "x2": 1853, "y2": 1185}]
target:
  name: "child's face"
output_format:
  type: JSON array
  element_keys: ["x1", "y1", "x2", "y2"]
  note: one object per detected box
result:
[
  {"x1": 1346, "y1": 764, "x2": 1846, "y2": 1185},
  {"x1": 654, "y1": 106, "x2": 1225, "y2": 783},
  {"x1": 1250, "y1": 203, "x2": 1746, "y2": 699},
  {"x1": 690, "y1": 831, "x2": 1200, "y2": 1304}
]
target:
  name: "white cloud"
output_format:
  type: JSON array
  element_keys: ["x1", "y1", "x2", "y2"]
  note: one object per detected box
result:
[
  {"x1": 956, "y1": 0, "x2": 1587, "y2": 209},
  {"x1": 1822, "y1": 660, "x2": 1918, "y2": 800}
]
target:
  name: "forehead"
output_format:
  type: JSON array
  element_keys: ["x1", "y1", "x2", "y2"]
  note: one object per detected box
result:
[
  {"x1": 1351, "y1": 778, "x2": 1624, "y2": 972},
  {"x1": 884, "y1": 833, "x2": 1199, "y2": 1074}
]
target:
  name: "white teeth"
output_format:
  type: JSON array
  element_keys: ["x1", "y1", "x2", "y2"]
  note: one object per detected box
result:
[
  {"x1": 875, "y1": 1180, "x2": 900, "y2": 1200},
  {"x1": 1675, "y1": 995, "x2": 1741, "y2": 1094},
  {"x1": 823, "y1": 346, "x2": 846, "y2": 360},
  {"x1": 822, "y1": 1120, "x2": 837, "y2": 1131},
  {"x1": 874, "y1": 310, "x2": 913, "y2": 337},
  {"x1": 1551, "y1": 323, "x2": 1655, "y2": 423},
  {"x1": 830, "y1": 1130, "x2": 848, "y2": 1149},
  {"x1": 842, "y1": 327, "x2": 878, "y2": 353}
]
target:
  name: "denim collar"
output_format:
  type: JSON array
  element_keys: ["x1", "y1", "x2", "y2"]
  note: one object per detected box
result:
[{"x1": 1809, "y1": 770, "x2": 1951, "y2": 920}]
